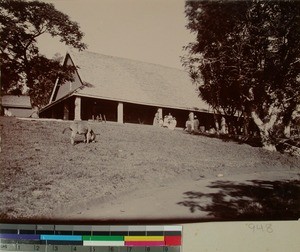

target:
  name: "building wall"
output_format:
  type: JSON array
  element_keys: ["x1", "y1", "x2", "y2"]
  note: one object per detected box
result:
[
  {"x1": 54, "y1": 57, "x2": 82, "y2": 101},
  {"x1": 197, "y1": 112, "x2": 216, "y2": 131},
  {"x1": 40, "y1": 97, "x2": 76, "y2": 120},
  {"x1": 81, "y1": 97, "x2": 118, "y2": 121},
  {"x1": 124, "y1": 103, "x2": 157, "y2": 125},
  {"x1": 40, "y1": 102, "x2": 63, "y2": 119},
  {"x1": 3, "y1": 107, "x2": 33, "y2": 118}
]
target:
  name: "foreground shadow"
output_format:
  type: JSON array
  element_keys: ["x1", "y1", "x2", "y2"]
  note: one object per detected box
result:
[{"x1": 178, "y1": 179, "x2": 300, "y2": 221}]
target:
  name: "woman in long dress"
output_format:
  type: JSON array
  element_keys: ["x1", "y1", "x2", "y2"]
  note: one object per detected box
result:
[{"x1": 153, "y1": 112, "x2": 160, "y2": 126}]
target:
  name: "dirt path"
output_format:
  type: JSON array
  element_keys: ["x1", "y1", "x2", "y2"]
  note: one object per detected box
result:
[{"x1": 62, "y1": 171, "x2": 300, "y2": 221}]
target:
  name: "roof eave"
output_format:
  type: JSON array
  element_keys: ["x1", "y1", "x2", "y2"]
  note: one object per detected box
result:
[
  {"x1": 39, "y1": 92, "x2": 76, "y2": 113},
  {"x1": 2, "y1": 105, "x2": 32, "y2": 109},
  {"x1": 75, "y1": 92, "x2": 210, "y2": 113}
]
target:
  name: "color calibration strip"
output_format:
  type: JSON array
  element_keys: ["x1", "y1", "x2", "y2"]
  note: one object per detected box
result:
[{"x1": 0, "y1": 224, "x2": 182, "y2": 252}]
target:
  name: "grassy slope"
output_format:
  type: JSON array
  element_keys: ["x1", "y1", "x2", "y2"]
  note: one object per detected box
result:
[{"x1": 0, "y1": 116, "x2": 299, "y2": 219}]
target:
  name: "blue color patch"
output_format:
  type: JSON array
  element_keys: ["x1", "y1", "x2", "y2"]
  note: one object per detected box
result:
[
  {"x1": 40, "y1": 235, "x2": 82, "y2": 241},
  {"x1": 0, "y1": 234, "x2": 40, "y2": 240}
]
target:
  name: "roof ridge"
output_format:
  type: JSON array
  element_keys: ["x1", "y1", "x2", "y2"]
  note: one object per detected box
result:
[{"x1": 69, "y1": 50, "x2": 186, "y2": 72}]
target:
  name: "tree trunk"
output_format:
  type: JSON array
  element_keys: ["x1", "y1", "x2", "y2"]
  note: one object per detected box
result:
[
  {"x1": 251, "y1": 110, "x2": 277, "y2": 151},
  {"x1": 213, "y1": 112, "x2": 220, "y2": 135},
  {"x1": 242, "y1": 111, "x2": 250, "y2": 137},
  {"x1": 227, "y1": 121, "x2": 234, "y2": 135},
  {"x1": 284, "y1": 123, "x2": 291, "y2": 138},
  {"x1": 258, "y1": 127, "x2": 277, "y2": 151}
]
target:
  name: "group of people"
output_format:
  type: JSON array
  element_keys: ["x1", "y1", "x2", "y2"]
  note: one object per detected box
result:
[
  {"x1": 153, "y1": 111, "x2": 177, "y2": 130},
  {"x1": 153, "y1": 110, "x2": 202, "y2": 132},
  {"x1": 153, "y1": 110, "x2": 230, "y2": 135}
]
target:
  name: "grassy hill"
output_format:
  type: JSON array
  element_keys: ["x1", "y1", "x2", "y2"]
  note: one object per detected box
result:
[{"x1": 0, "y1": 116, "x2": 299, "y2": 220}]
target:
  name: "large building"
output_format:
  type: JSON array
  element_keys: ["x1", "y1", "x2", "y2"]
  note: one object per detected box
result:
[{"x1": 39, "y1": 51, "x2": 214, "y2": 128}]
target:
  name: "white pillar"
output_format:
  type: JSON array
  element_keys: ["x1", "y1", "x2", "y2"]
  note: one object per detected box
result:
[
  {"x1": 74, "y1": 96, "x2": 81, "y2": 120},
  {"x1": 117, "y1": 102, "x2": 123, "y2": 123},
  {"x1": 158, "y1": 108, "x2": 163, "y2": 120}
]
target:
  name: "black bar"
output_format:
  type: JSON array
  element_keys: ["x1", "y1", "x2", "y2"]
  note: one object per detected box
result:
[
  {"x1": 92, "y1": 231, "x2": 110, "y2": 236},
  {"x1": 19, "y1": 230, "x2": 35, "y2": 234},
  {"x1": 36, "y1": 230, "x2": 55, "y2": 235},
  {"x1": 0, "y1": 229, "x2": 18, "y2": 234},
  {"x1": 15, "y1": 240, "x2": 47, "y2": 245},
  {"x1": 54, "y1": 230, "x2": 73, "y2": 235},
  {"x1": 17, "y1": 240, "x2": 39, "y2": 245},
  {"x1": 164, "y1": 231, "x2": 181, "y2": 236},
  {"x1": 73, "y1": 231, "x2": 91, "y2": 235},
  {"x1": 146, "y1": 231, "x2": 164, "y2": 236},
  {"x1": 129, "y1": 231, "x2": 146, "y2": 236},
  {"x1": 46, "y1": 241, "x2": 82, "y2": 246},
  {"x1": 0, "y1": 238, "x2": 18, "y2": 244},
  {"x1": 110, "y1": 231, "x2": 128, "y2": 236}
]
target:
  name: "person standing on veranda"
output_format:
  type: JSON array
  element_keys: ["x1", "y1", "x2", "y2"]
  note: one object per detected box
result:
[{"x1": 189, "y1": 111, "x2": 194, "y2": 132}]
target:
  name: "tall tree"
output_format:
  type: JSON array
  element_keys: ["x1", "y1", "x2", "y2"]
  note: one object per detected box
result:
[
  {"x1": 182, "y1": 0, "x2": 300, "y2": 150},
  {"x1": 182, "y1": 1, "x2": 251, "y2": 133},
  {"x1": 0, "y1": 0, "x2": 87, "y2": 108}
]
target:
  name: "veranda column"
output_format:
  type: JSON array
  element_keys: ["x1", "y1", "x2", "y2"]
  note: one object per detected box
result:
[
  {"x1": 117, "y1": 102, "x2": 123, "y2": 123},
  {"x1": 63, "y1": 102, "x2": 69, "y2": 120},
  {"x1": 74, "y1": 96, "x2": 82, "y2": 120},
  {"x1": 189, "y1": 111, "x2": 194, "y2": 131},
  {"x1": 51, "y1": 109, "x2": 56, "y2": 119}
]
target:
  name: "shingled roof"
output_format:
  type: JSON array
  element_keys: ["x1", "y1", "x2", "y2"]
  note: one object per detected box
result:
[
  {"x1": 68, "y1": 51, "x2": 209, "y2": 112},
  {"x1": 2, "y1": 95, "x2": 32, "y2": 108}
]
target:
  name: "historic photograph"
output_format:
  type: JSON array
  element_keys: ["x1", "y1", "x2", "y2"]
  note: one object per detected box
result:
[{"x1": 1, "y1": 0, "x2": 299, "y2": 223}]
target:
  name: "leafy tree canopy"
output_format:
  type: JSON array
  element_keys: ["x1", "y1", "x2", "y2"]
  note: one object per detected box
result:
[
  {"x1": 182, "y1": 0, "x2": 300, "y2": 149},
  {"x1": 0, "y1": 0, "x2": 87, "y2": 107}
]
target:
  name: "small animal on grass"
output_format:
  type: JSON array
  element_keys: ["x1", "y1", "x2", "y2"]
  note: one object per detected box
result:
[{"x1": 63, "y1": 121, "x2": 96, "y2": 145}]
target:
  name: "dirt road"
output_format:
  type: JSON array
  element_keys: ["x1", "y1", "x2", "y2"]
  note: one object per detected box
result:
[{"x1": 62, "y1": 171, "x2": 300, "y2": 221}]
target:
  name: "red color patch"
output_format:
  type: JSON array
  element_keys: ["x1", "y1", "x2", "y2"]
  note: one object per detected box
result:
[{"x1": 165, "y1": 236, "x2": 181, "y2": 246}]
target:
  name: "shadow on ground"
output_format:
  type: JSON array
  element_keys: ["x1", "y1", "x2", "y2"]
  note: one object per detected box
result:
[
  {"x1": 177, "y1": 179, "x2": 300, "y2": 221},
  {"x1": 187, "y1": 131, "x2": 263, "y2": 147}
]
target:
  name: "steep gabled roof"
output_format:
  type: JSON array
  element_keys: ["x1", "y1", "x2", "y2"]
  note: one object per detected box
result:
[{"x1": 69, "y1": 51, "x2": 209, "y2": 111}]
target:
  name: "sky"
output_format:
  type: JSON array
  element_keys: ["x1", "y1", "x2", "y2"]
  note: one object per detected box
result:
[{"x1": 38, "y1": 0, "x2": 195, "y2": 69}]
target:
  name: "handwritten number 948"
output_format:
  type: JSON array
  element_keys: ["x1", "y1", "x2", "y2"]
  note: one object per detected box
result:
[{"x1": 246, "y1": 223, "x2": 273, "y2": 233}]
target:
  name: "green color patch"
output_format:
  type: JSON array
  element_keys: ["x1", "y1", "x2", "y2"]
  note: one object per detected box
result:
[{"x1": 82, "y1": 236, "x2": 124, "y2": 241}]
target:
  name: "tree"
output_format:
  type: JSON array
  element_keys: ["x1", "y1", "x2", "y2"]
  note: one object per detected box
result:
[
  {"x1": 27, "y1": 54, "x2": 77, "y2": 107},
  {"x1": 0, "y1": 0, "x2": 87, "y2": 108},
  {"x1": 182, "y1": 0, "x2": 300, "y2": 150},
  {"x1": 182, "y1": 1, "x2": 251, "y2": 134}
]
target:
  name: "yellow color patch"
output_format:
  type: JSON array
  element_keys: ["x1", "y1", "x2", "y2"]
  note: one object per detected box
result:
[{"x1": 124, "y1": 236, "x2": 164, "y2": 241}]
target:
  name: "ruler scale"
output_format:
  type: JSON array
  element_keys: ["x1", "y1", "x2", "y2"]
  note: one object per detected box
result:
[{"x1": 0, "y1": 224, "x2": 182, "y2": 252}]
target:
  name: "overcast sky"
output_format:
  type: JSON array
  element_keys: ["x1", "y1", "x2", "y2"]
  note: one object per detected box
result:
[{"x1": 38, "y1": 0, "x2": 195, "y2": 69}]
